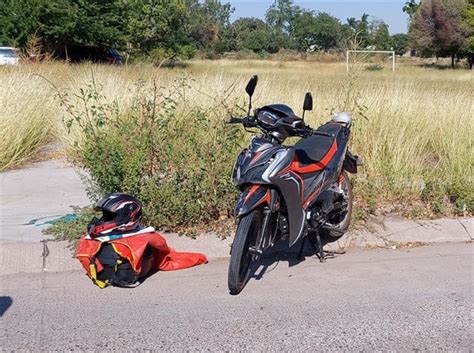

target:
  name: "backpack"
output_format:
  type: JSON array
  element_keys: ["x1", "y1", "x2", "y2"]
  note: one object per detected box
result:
[
  {"x1": 76, "y1": 231, "x2": 208, "y2": 288},
  {"x1": 89, "y1": 242, "x2": 154, "y2": 288}
]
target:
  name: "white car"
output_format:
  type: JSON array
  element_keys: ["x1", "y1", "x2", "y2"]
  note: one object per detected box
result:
[{"x1": 0, "y1": 47, "x2": 19, "y2": 66}]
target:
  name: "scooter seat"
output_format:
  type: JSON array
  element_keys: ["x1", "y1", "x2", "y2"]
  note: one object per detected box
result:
[
  {"x1": 295, "y1": 135, "x2": 334, "y2": 164},
  {"x1": 294, "y1": 123, "x2": 341, "y2": 164}
]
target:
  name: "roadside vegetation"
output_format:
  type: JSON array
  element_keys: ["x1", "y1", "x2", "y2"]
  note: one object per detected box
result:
[
  {"x1": 1, "y1": 60, "x2": 472, "y2": 235},
  {"x1": 0, "y1": 67, "x2": 57, "y2": 170}
]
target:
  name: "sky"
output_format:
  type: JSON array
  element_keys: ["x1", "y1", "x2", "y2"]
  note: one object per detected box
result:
[{"x1": 228, "y1": 0, "x2": 409, "y2": 34}]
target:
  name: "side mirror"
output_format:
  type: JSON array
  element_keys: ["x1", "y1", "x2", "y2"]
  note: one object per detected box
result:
[
  {"x1": 303, "y1": 92, "x2": 313, "y2": 111},
  {"x1": 245, "y1": 75, "x2": 258, "y2": 98},
  {"x1": 302, "y1": 92, "x2": 313, "y2": 120},
  {"x1": 245, "y1": 75, "x2": 258, "y2": 115}
]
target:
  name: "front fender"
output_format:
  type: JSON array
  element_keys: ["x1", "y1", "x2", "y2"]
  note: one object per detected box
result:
[{"x1": 234, "y1": 185, "x2": 272, "y2": 217}]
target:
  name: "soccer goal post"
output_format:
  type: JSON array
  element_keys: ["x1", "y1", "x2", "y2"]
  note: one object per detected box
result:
[{"x1": 346, "y1": 50, "x2": 396, "y2": 72}]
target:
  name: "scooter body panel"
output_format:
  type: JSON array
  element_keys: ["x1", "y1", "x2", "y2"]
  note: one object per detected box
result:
[{"x1": 233, "y1": 121, "x2": 353, "y2": 248}]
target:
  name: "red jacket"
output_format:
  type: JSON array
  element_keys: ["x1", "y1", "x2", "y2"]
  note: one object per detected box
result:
[{"x1": 76, "y1": 231, "x2": 208, "y2": 277}]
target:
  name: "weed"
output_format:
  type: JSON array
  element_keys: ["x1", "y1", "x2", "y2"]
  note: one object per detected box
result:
[{"x1": 1, "y1": 60, "x2": 472, "y2": 228}]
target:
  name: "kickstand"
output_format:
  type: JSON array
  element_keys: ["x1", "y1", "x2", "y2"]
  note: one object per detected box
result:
[{"x1": 312, "y1": 233, "x2": 346, "y2": 263}]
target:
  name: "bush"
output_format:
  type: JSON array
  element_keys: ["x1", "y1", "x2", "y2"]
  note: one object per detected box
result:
[
  {"x1": 365, "y1": 63, "x2": 384, "y2": 71},
  {"x1": 43, "y1": 207, "x2": 96, "y2": 250},
  {"x1": 58, "y1": 77, "x2": 245, "y2": 232}
]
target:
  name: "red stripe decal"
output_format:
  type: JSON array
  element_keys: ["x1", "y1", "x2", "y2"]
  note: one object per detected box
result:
[
  {"x1": 290, "y1": 140, "x2": 337, "y2": 174},
  {"x1": 244, "y1": 185, "x2": 260, "y2": 204}
]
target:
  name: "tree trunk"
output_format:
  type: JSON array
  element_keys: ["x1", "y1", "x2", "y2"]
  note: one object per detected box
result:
[{"x1": 451, "y1": 53, "x2": 455, "y2": 68}]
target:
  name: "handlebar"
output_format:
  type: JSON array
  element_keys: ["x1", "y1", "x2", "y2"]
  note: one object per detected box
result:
[
  {"x1": 227, "y1": 117, "x2": 245, "y2": 124},
  {"x1": 227, "y1": 116, "x2": 257, "y2": 128},
  {"x1": 227, "y1": 116, "x2": 333, "y2": 139}
]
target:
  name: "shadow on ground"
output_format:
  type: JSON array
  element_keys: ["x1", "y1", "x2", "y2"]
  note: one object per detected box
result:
[
  {"x1": 0, "y1": 296, "x2": 13, "y2": 316},
  {"x1": 417, "y1": 63, "x2": 468, "y2": 70},
  {"x1": 249, "y1": 236, "x2": 344, "y2": 283}
]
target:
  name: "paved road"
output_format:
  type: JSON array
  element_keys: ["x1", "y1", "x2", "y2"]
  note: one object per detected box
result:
[{"x1": 1, "y1": 243, "x2": 472, "y2": 351}]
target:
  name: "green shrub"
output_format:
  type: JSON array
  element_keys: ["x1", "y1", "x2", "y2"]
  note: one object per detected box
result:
[
  {"x1": 365, "y1": 63, "x2": 384, "y2": 71},
  {"x1": 43, "y1": 207, "x2": 96, "y2": 250},
  {"x1": 58, "y1": 78, "x2": 245, "y2": 232}
]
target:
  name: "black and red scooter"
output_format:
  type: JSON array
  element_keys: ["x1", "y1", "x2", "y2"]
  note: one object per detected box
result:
[{"x1": 227, "y1": 75, "x2": 362, "y2": 294}]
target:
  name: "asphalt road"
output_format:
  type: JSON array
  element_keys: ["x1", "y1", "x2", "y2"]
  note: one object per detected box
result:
[{"x1": 1, "y1": 243, "x2": 472, "y2": 351}]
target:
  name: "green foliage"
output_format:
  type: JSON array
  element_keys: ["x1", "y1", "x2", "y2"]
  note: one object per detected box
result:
[
  {"x1": 57, "y1": 77, "x2": 245, "y2": 231},
  {"x1": 0, "y1": 0, "x2": 129, "y2": 50},
  {"x1": 126, "y1": 0, "x2": 189, "y2": 55},
  {"x1": 365, "y1": 63, "x2": 385, "y2": 71},
  {"x1": 42, "y1": 207, "x2": 96, "y2": 250},
  {"x1": 265, "y1": 0, "x2": 301, "y2": 34},
  {"x1": 224, "y1": 18, "x2": 276, "y2": 53},
  {"x1": 422, "y1": 176, "x2": 474, "y2": 215},
  {"x1": 186, "y1": 0, "x2": 234, "y2": 49},
  {"x1": 291, "y1": 11, "x2": 344, "y2": 51},
  {"x1": 403, "y1": 0, "x2": 421, "y2": 18},
  {"x1": 460, "y1": 0, "x2": 474, "y2": 66},
  {"x1": 370, "y1": 20, "x2": 391, "y2": 50},
  {"x1": 0, "y1": 0, "x2": 43, "y2": 47},
  {"x1": 391, "y1": 33, "x2": 410, "y2": 55},
  {"x1": 346, "y1": 14, "x2": 371, "y2": 48},
  {"x1": 2, "y1": 0, "x2": 472, "y2": 65}
]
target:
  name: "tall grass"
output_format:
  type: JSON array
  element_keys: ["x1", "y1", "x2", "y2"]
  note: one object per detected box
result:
[
  {"x1": 0, "y1": 66, "x2": 58, "y2": 170},
  {"x1": 0, "y1": 60, "x2": 472, "y2": 218}
]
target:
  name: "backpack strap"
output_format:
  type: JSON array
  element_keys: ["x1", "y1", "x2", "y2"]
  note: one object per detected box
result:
[{"x1": 89, "y1": 257, "x2": 108, "y2": 289}]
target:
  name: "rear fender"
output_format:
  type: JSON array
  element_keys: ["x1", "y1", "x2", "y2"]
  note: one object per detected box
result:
[
  {"x1": 343, "y1": 150, "x2": 363, "y2": 174},
  {"x1": 234, "y1": 185, "x2": 274, "y2": 218}
]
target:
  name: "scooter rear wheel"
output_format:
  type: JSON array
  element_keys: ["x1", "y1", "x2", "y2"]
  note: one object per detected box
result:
[
  {"x1": 228, "y1": 209, "x2": 262, "y2": 295},
  {"x1": 321, "y1": 171, "x2": 353, "y2": 241}
]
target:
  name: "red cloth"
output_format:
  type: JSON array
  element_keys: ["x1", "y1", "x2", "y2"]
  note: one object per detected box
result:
[{"x1": 76, "y1": 231, "x2": 207, "y2": 276}]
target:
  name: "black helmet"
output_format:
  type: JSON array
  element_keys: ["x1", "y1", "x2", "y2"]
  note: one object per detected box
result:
[{"x1": 87, "y1": 192, "x2": 143, "y2": 238}]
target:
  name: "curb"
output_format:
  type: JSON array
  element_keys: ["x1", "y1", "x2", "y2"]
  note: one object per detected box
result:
[{"x1": 0, "y1": 217, "x2": 471, "y2": 276}]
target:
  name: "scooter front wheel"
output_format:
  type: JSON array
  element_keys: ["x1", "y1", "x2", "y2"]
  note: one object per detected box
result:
[{"x1": 228, "y1": 209, "x2": 262, "y2": 295}]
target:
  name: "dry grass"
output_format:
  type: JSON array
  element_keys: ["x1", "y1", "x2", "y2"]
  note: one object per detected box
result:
[{"x1": 0, "y1": 60, "x2": 472, "y2": 215}]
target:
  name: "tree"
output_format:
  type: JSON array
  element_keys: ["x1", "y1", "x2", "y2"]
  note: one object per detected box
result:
[
  {"x1": 460, "y1": 0, "x2": 474, "y2": 68},
  {"x1": 185, "y1": 0, "x2": 234, "y2": 49},
  {"x1": 228, "y1": 18, "x2": 274, "y2": 53},
  {"x1": 346, "y1": 14, "x2": 371, "y2": 48},
  {"x1": 403, "y1": 0, "x2": 421, "y2": 18},
  {"x1": 290, "y1": 10, "x2": 343, "y2": 51},
  {"x1": 391, "y1": 33, "x2": 410, "y2": 55},
  {"x1": 370, "y1": 19, "x2": 391, "y2": 50},
  {"x1": 0, "y1": 0, "x2": 46, "y2": 47},
  {"x1": 409, "y1": 0, "x2": 467, "y2": 67},
  {"x1": 265, "y1": 0, "x2": 300, "y2": 33},
  {"x1": 265, "y1": 0, "x2": 301, "y2": 50},
  {"x1": 126, "y1": 0, "x2": 189, "y2": 55},
  {"x1": 0, "y1": 0, "x2": 130, "y2": 51}
]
